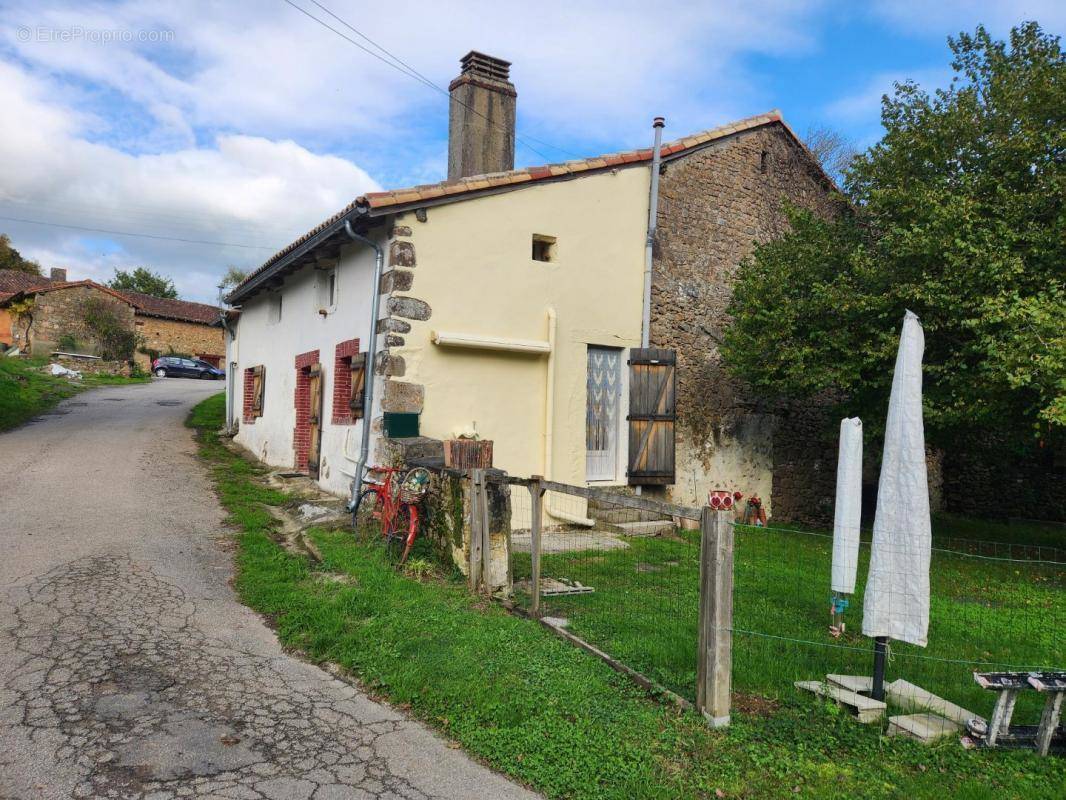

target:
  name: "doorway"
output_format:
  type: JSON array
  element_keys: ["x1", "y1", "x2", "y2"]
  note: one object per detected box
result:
[{"x1": 586, "y1": 346, "x2": 623, "y2": 482}]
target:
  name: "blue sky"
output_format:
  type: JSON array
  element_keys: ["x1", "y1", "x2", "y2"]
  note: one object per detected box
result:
[{"x1": 0, "y1": 1, "x2": 1061, "y2": 301}]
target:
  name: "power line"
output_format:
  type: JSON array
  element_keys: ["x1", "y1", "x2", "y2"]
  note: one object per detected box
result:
[
  {"x1": 280, "y1": 0, "x2": 582, "y2": 164},
  {"x1": 0, "y1": 215, "x2": 278, "y2": 251},
  {"x1": 303, "y1": 0, "x2": 581, "y2": 160}
]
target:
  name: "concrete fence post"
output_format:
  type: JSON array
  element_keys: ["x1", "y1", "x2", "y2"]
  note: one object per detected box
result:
[
  {"x1": 528, "y1": 475, "x2": 544, "y2": 616},
  {"x1": 697, "y1": 506, "x2": 734, "y2": 728},
  {"x1": 479, "y1": 473, "x2": 491, "y2": 592},
  {"x1": 468, "y1": 469, "x2": 484, "y2": 592}
]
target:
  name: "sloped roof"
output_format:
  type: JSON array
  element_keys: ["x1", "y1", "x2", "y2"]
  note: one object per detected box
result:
[
  {"x1": 121, "y1": 290, "x2": 220, "y2": 325},
  {"x1": 0, "y1": 269, "x2": 53, "y2": 295},
  {"x1": 1, "y1": 279, "x2": 135, "y2": 306},
  {"x1": 229, "y1": 110, "x2": 816, "y2": 303}
]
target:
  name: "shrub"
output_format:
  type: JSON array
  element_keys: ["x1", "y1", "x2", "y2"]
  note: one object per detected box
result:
[{"x1": 80, "y1": 297, "x2": 140, "y2": 361}]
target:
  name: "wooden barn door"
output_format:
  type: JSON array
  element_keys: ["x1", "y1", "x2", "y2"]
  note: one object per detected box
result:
[
  {"x1": 307, "y1": 363, "x2": 323, "y2": 479},
  {"x1": 627, "y1": 348, "x2": 676, "y2": 485}
]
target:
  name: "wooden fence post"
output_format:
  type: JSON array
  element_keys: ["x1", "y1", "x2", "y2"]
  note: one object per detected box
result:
[
  {"x1": 468, "y1": 469, "x2": 484, "y2": 592},
  {"x1": 697, "y1": 506, "x2": 734, "y2": 728},
  {"x1": 529, "y1": 475, "x2": 544, "y2": 616}
]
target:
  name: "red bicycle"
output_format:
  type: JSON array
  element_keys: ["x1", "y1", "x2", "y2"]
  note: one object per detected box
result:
[{"x1": 352, "y1": 466, "x2": 428, "y2": 563}]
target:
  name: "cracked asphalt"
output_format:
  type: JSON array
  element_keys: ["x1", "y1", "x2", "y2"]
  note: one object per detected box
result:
[{"x1": 0, "y1": 380, "x2": 539, "y2": 800}]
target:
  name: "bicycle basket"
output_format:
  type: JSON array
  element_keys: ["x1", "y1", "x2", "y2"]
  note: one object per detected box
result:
[{"x1": 398, "y1": 467, "x2": 431, "y2": 504}]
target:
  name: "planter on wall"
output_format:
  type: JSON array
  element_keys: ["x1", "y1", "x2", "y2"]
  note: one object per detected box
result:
[{"x1": 444, "y1": 439, "x2": 493, "y2": 470}]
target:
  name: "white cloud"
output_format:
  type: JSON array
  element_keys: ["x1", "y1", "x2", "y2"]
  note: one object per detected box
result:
[
  {"x1": 826, "y1": 68, "x2": 951, "y2": 122},
  {"x1": 870, "y1": 1, "x2": 1066, "y2": 37},
  {"x1": 0, "y1": 60, "x2": 380, "y2": 303},
  {"x1": 0, "y1": 0, "x2": 836, "y2": 300}
]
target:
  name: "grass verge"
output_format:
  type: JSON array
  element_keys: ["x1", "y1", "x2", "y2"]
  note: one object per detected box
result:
[
  {"x1": 188, "y1": 393, "x2": 1066, "y2": 800},
  {"x1": 0, "y1": 355, "x2": 150, "y2": 431}
]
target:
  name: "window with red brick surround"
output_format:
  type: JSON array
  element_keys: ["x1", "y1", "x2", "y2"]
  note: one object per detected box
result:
[
  {"x1": 242, "y1": 366, "x2": 264, "y2": 423},
  {"x1": 293, "y1": 350, "x2": 320, "y2": 471},
  {"x1": 332, "y1": 338, "x2": 362, "y2": 425}
]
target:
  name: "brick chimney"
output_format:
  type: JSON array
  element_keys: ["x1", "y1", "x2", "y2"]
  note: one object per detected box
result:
[
  {"x1": 50, "y1": 267, "x2": 67, "y2": 282},
  {"x1": 448, "y1": 51, "x2": 516, "y2": 180}
]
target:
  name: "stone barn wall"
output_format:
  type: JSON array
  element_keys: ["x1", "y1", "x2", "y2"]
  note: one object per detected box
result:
[
  {"x1": 20, "y1": 285, "x2": 135, "y2": 357},
  {"x1": 649, "y1": 123, "x2": 841, "y2": 521},
  {"x1": 133, "y1": 315, "x2": 225, "y2": 369}
]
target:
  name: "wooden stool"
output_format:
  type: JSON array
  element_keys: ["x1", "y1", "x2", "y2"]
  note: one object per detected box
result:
[
  {"x1": 974, "y1": 672, "x2": 1028, "y2": 747},
  {"x1": 974, "y1": 671, "x2": 1066, "y2": 755},
  {"x1": 1028, "y1": 673, "x2": 1066, "y2": 757}
]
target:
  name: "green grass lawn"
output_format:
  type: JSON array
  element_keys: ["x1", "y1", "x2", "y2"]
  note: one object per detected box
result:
[
  {"x1": 0, "y1": 355, "x2": 150, "y2": 431},
  {"x1": 187, "y1": 391, "x2": 1066, "y2": 800},
  {"x1": 515, "y1": 526, "x2": 1063, "y2": 723}
]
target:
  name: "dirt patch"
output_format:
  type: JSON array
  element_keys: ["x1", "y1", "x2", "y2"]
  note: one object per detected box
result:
[{"x1": 732, "y1": 692, "x2": 781, "y2": 717}]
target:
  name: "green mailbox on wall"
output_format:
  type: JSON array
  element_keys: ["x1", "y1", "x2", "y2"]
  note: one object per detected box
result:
[{"x1": 383, "y1": 412, "x2": 420, "y2": 438}]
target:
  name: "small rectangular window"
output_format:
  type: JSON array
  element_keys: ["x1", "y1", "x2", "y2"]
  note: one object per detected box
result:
[
  {"x1": 316, "y1": 268, "x2": 337, "y2": 312},
  {"x1": 349, "y1": 353, "x2": 366, "y2": 419},
  {"x1": 268, "y1": 294, "x2": 283, "y2": 324},
  {"x1": 532, "y1": 234, "x2": 556, "y2": 262}
]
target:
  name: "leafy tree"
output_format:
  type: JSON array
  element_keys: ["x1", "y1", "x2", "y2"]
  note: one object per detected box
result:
[
  {"x1": 108, "y1": 267, "x2": 178, "y2": 299},
  {"x1": 0, "y1": 233, "x2": 42, "y2": 275},
  {"x1": 220, "y1": 265, "x2": 247, "y2": 290},
  {"x1": 723, "y1": 22, "x2": 1065, "y2": 441}
]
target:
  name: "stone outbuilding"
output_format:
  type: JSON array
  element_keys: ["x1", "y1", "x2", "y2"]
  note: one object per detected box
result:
[
  {"x1": 1, "y1": 280, "x2": 136, "y2": 357},
  {"x1": 1, "y1": 269, "x2": 224, "y2": 368},
  {"x1": 123, "y1": 291, "x2": 225, "y2": 369}
]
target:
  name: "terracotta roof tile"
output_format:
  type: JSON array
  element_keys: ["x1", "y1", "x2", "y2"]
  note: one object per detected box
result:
[
  {"x1": 2, "y1": 280, "x2": 135, "y2": 306},
  {"x1": 231, "y1": 110, "x2": 819, "y2": 300},
  {"x1": 120, "y1": 290, "x2": 220, "y2": 325},
  {"x1": 0, "y1": 269, "x2": 53, "y2": 294}
]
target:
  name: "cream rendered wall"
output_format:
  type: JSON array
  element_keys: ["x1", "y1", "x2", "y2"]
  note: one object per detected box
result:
[
  {"x1": 233, "y1": 237, "x2": 380, "y2": 497},
  {"x1": 393, "y1": 167, "x2": 650, "y2": 501}
]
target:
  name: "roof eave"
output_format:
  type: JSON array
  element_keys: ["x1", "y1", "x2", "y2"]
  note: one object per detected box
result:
[{"x1": 225, "y1": 207, "x2": 374, "y2": 305}]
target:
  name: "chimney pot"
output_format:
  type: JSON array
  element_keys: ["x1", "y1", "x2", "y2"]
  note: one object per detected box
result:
[
  {"x1": 448, "y1": 50, "x2": 516, "y2": 180},
  {"x1": 50, "y1": 267, "x2": 67, "y2": 282}
]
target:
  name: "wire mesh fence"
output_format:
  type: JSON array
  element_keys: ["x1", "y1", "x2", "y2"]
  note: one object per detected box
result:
[
  {"x1": 732, "y1": 522, "x2": 1065, "y2": 739},
  {"x1": 496, "y1": 471, "x2": 1064, "y2": 745},
  {"x1": 505, "y1": 478, "x2": 703, "y2": 702}
]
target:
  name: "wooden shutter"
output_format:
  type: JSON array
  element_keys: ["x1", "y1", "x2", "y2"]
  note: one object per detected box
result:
[
  {"x1": 252, "y1": 365, "x2": 265, "y2": 417},
  {"x1": 627, "y1": 348, "x2": 676, "y2": 485},
  {"x1": 349, "y1": 353, "x2": 366, "y2": 419}
]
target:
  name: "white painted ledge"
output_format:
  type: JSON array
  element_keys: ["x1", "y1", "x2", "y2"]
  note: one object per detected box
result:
[{"x1": 432, "y1": 330, "x2": 551, "y2": 355}]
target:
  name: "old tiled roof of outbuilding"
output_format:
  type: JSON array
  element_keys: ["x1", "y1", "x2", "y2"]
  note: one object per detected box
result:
[
  {"x1": 1, "y1": 279, "x2": 136, "y2": 306},
  {"x1": 120, "y1": 290, "x2": 221, "y2": 325},
  {"x1": 230, "y1": 110, "x2": 816, "y2": 302},
  {"x1": 0, "y1": 272, "x2": 221, "y2": 324},
  {"x1": 0, "y1": 269, "x2": 54, "y2": 295}
]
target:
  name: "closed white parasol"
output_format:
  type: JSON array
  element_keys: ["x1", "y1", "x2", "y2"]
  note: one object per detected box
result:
[
  {"x1": 862, "y1": 310, "x2": 931, "y2": 648},
  {"x1": 831, "y1": 417, "x2": 863, "y2": 595}
]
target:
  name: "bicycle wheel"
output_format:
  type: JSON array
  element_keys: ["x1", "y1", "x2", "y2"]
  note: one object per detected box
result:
[
  {"x1": 352, "y1": 488, "x2": 380, "y2": 540},
  {"x1": 384, "y1": 504, "x2": 412, "y2": 563}
]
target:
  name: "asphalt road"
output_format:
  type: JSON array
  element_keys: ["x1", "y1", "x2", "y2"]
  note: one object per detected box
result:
[{"x1": 0, "y1": 379, "x2": 538, "y2": 800}]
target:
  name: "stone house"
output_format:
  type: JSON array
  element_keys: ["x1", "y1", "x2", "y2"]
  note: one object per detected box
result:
[
  {"x1": 1, "y1": 270, "x2": 224, "y2": 366},
  {"x1": 1, "y1": 279, "x2": 137, "y2": 356},
  {"x1": 224, "y1": 51, "x2": 839, "y2": 522}
]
